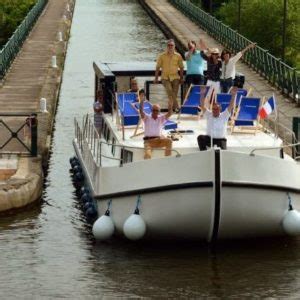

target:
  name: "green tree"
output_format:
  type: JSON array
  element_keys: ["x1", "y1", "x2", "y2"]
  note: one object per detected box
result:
[
  {"x1": 191, "y1": 0, "x2": 229, "y2": 13},
  {"x1": 0, "y1": 0, "x2": 36, "y2": 47},
  {"x1": 218, "y1": 0, "x2": 300, "y2": 69}
]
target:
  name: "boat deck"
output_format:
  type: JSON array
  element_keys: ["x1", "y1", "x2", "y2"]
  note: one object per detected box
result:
[{"x1": 104, "y1": 111, "x2": 282, "y2": 155}]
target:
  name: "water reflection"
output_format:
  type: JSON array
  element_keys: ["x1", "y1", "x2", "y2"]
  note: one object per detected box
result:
[{"x1": 87, "y1": 238, "x2": 300, "y2": 298}]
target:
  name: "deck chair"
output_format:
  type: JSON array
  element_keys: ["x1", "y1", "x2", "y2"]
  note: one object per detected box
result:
[
  {"x1": 228, "y1": 87, "x2": 253, "y2": 125},
  {"x1": 216, "y1": 93, "x2": 233, "y2": 112},
  {"x1": 228, "y1": 87, "x2": 253, "y2": 106},
  {"x1": 131, "y1": 101, "x2": 177, "y2": 138},
  {"x1": 116, "y1": 92, "x2": 139, "y2": 126},
  {"x1": 178, "y1": 85, "x2": 210, "y2": 119},
  {"x1": 231, "y1": 96, "x2": 262, "y2": 134},
  {"x1": 116, "y1": 92, "x2": 139, "y2": 140}
]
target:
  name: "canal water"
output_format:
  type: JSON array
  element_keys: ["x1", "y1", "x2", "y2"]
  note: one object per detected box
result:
[{"x1": 1, "y1": 0, "x2": 300, "y2": 298}]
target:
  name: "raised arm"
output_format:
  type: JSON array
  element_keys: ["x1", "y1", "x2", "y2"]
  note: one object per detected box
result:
[
  {"x1": 139, "y1": 97, "x2": 145, "y2": 119},
  {"x1": 200, "y1": 92, "x2": 207, "y2": 113},
  {"x1": 199, "y1": 38, "x2": 208, "y2": 51},
  {"x1": 240, "y1": 43, "x2": 256, "y2": 56},
  {"x1": 227, "y1": 94, "x2": 235, "y2": 113}
]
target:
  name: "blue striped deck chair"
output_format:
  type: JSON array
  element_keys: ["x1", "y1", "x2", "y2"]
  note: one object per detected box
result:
[
  {"x1": 231, "y1": 96, "x2": 261, "y2": 133},
  {"x1": 216, "y1": 93, "x2": 233, "y2": 112},
  {"x1": 229, "y1": 87, "x2": 253, "y2": 126},
  {"x1": 178, "y1": 85, "x2": 209, "y2": 119},
  {"x1": 229, "y1": 87, "x2": 253, "y2": 106},
  {"x1": 116, "y1": 92, "x2": 139, "y2": 126},
  {"x1": 131, "y1": 101, "x2": 177, "y2": 137}
]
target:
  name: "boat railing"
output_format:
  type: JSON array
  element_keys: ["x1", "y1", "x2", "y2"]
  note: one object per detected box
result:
[
  {"x1": 74, "y1": 115, "x2": 181, "y2": 169},
  {"x1": 250, "y1": 141, "x2": 300, "y2": 157},
  {"x1": 259, "y1": 115, "x2": 300, "y2": 158}
]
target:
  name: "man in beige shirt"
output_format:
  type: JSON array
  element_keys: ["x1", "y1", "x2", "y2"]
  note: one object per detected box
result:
[{"x1": 154, "y1": 39, "x2": 184, "y2": 112}]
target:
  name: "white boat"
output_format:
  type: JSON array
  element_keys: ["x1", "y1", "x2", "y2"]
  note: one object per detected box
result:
[{"x1": 72, "y1": 61, "x2": 300, "y2": 242}]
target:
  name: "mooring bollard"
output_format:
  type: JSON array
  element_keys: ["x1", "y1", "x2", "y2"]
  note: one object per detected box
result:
[
  {"x1": 51, "y1": 56, "x2": 58, "y2": 68},
  {"x1": 40, "y1": 98, "x2": 48, "y2": 113},
  {"x1": 57, "y1": 31, "x2": 63, "y2": 42}
]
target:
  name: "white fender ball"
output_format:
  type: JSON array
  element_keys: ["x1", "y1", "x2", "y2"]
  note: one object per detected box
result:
[
  {"x1": 123, "y1": 214, "x2": 146, "y2": 241},
  {"x1": 282, "y1": 210, "x2": 300, "y2": 236},
  {"x1": 92, "y1": 215, "x2": 114, "y2": 241}
]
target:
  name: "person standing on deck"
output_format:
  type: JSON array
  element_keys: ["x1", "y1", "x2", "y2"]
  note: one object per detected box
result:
[
  {"x1": 154, "y1": 39, "x2": 184, "y2": 113},
  {"x1": 197, "y1": 89, "x2": 235, "y2": 151},
  {"x1": 139, "y1": 94, "x2": 173, "y2": 159},
  {"x1": 127, "y1": 78, "x2": 139, "y2": 93},
  {"x1": 94, "y1": 89, "x2": 104, "y2": 136},
  {"x1": 185, "y1": 40, "x2": 206, "y2": 86},
  {"x1": 220, "y1": 43, "x2": 256, "y2": 93},
  {"x1": 201, "y1": 47, "x2": 222, "y2": 93}
]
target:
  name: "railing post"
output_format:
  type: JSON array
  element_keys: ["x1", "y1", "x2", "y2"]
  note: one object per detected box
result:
[
  {"x1": 293, "y1": 117, "x2": 300, "y2": 158},
  {"x1": 30, "y1": 113, "x2": 38, "y2": 156}
]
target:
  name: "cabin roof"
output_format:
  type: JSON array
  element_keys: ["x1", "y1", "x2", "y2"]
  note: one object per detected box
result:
[
  {"x1": 93, "y1": 61, "x2": 187, "y2": 78},
  {"x1": 93, "y1": 61, "x2": 157, "y2": 78}
]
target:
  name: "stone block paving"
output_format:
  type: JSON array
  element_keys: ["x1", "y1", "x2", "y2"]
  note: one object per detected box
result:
[
  {"x1": 0, "y1": 0, "x2": 71, "y2": 152},
  {"x1": 146, "y1": 0, "x2": 300, "y2": 133}
]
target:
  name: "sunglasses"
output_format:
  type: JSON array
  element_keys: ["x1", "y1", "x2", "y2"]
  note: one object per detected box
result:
[{"x1": 152, "y1": 109, "x2": 160, "y2": 112}]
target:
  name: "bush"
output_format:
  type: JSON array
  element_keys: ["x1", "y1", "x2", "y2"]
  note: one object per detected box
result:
[{"x1": 0, "y1": 0, "x2": 37, "y2": 47}]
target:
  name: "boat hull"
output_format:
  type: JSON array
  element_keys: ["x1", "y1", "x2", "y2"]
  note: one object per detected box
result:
[
  {"x1": 73, "y1": 140, "x2": 300, "y2": 241},
  {"x1": 96, "y1": 187, "x2": 300, "y2": 241}
]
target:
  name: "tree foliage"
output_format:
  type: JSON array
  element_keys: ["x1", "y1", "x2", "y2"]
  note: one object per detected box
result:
[
  {"x1": 0, "y1": 0, "x2": 36, "y2": 47},
  {"x1": 218, "y1": 0, "x2": 300, "y2": 69}
]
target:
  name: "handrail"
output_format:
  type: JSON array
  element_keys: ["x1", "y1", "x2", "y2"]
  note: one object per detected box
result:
[
  {"x1": 249, "y1": 142, "x2": 300, "y2": 157},
  {"x1": 0, "y1": 113, "x2": 38, "y2": 156},
  {"x1": 0, "y1": 0, "x2": 48, "y2": 79},
  {"x1": 168, "y1": 0, "x2": 300, "y2": 102}
]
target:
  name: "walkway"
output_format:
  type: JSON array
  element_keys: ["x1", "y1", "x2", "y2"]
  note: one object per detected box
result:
[
  {"x1": 0, "y1": 0, "x2": 73, "y2": 212},
  {"x1": 0, "y1": 0, "x2": 71, "y2": 152},
  {"x1": 144, "y1": 0, "x2": 300, "y2": 132}
]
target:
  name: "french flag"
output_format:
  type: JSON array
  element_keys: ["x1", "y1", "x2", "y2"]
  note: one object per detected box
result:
[{"x1": 259, "y1": 95, "x2": 276, "y2": 119}]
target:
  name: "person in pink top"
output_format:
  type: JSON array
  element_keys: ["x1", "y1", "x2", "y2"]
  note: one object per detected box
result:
[{"x1": 139, "y1": 93, "x2": 173, "y2": 159}]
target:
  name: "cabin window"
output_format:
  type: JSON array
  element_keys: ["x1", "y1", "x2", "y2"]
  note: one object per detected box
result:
[
  {"x1": 120, "y1": 149, "x2": 133, "y2": 165},
  {"x1": 111, "y1": 137, "x2": 116, "y2": 156}
]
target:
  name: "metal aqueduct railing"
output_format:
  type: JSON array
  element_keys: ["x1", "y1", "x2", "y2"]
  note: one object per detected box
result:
[
  {"x1": 169, "y1": 0, "x2": 300, "y2": 103},
  {"x1": 0, "y1": 0, "x2": 48, "y2": 79}
]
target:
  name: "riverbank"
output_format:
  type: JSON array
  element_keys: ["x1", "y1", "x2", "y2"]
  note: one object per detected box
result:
[{"x1": 0, "y1": 0, "x2": 75, "y2": 212}]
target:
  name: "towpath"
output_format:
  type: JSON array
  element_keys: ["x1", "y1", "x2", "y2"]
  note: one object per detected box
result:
[
  {"x1": 143, "y1": 0, "x2": 299, "y2": 133},
  {"x1": 0, "y1": 0, "x2": 73, "y2": 212},
  {"x1": 0, "y1": 0, "x2": 71, "y2": 152}
]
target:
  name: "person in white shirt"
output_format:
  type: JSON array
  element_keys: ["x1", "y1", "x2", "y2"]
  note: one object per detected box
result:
[
  {"x1": 220, "y1": 43, "x2": 256, "y2": 92},
  {"x1": 197, "y1": 92, "x2": 235, "y2": 150},
  {"x1": 139, "y1": 93, "x2": 173, "y2": 159}
]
